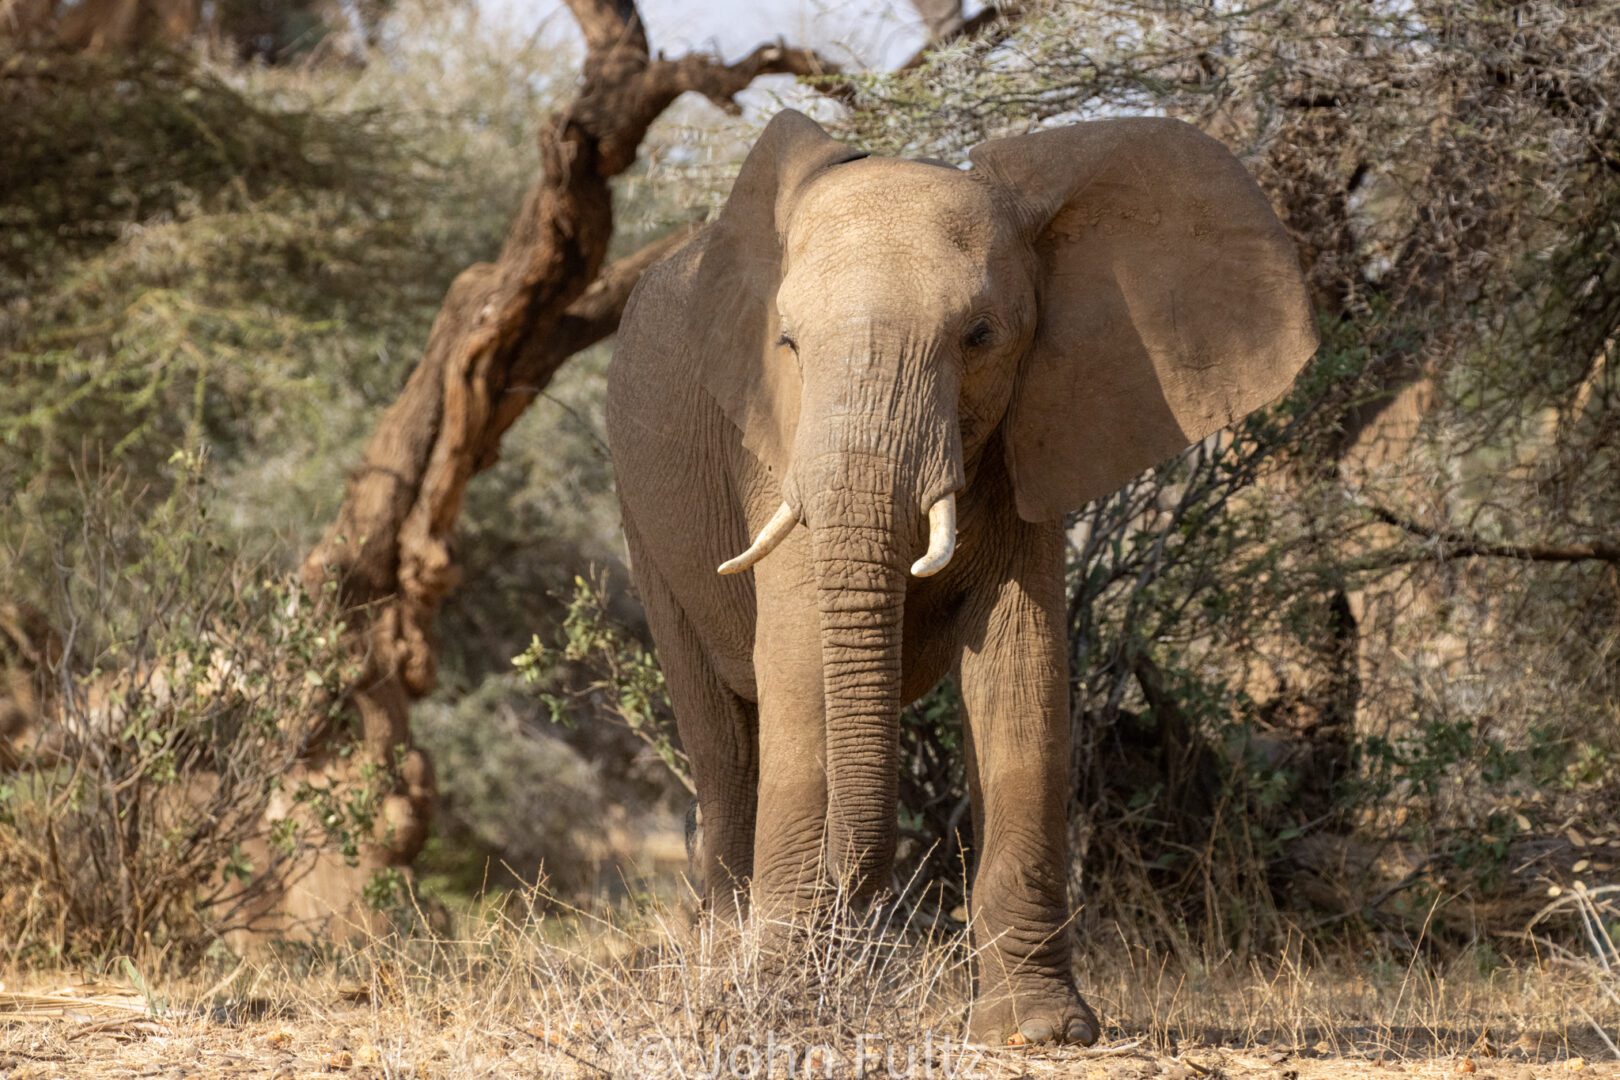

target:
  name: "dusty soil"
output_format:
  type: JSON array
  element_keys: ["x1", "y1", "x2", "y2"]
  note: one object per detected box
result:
[{"x1": 2, "y1": 1007, "x2": 1616, "y2": 1079}]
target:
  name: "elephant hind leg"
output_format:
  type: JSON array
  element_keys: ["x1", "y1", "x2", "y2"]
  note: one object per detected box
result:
[{"x1": 624, "y1": 518, "x2": 758, "y2": 911}]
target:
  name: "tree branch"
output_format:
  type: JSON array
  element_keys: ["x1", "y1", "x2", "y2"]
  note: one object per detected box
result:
[
  {"x1": 1362, "y1": 502, "x2": 1620, "y2": 566},
  {"x1": 898, "y1": 3, "x2": 1026, "y2": 71},
  {"x1": 551, "y1": 225, "x2": 698, "y2": 358},
  {"x1": 641, "y1": 41, "x2": 841, "y2": 116},
  {"x1": 485, "y1": 224, "x2": 699, "y2": 452},
  {"x1": 564, "y1": 0, "x2": 647, "y2": 57}
]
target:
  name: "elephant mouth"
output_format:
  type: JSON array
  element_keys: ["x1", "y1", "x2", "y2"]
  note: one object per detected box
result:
[{"x1": 715, "y1": 491, "x2": 957, "y2": 578}]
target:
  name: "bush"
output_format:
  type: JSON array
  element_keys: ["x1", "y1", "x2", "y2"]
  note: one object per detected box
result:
[
  {"x1": 0, "y1": 457, "x2": 355, "y2": 968},
  {"x1": 0, "y1": 7, "x2": 561, "y2": 554},
  {"x1": 414, "y1": 675, "x2": 618, "y2": 900}
]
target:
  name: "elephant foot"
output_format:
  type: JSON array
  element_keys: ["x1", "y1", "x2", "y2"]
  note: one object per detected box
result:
[{"x1": 967, "y1": 978, "x2": 1099, "y2": 1047}]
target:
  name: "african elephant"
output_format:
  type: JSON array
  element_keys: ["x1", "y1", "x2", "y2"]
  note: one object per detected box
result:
[{"x1": 606, "y1": 109, "x2": 1316, "y2": 1045}]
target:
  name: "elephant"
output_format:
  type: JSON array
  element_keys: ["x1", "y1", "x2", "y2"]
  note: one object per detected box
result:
[{"x1": 605, "y1": 109, "x2": 1316, "y2": 1045}]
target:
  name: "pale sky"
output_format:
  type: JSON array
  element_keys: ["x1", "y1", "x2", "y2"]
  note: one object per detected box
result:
[{"x1": 483, "y1": 0, "x2": 944, "y2": 70}]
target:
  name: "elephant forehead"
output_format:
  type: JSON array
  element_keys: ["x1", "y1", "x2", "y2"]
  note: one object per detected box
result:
[
  {"x1": 781, "y1": 240, "x2": 987, "y2": 299},
  {"x1": 780, "y1": 167, "x2": 1004, "y2": 319},
  {"x1": 786, "y1": 159, "x2": 1004, "y2": 259}
]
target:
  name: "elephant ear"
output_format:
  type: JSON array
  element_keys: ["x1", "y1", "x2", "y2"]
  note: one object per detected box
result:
[
  {"x1": 693, "y1": 110, "x2": 867, "y2": 483},
  {"x1": 969, "y1": 118, "x2": 1318, "y2": 522}
]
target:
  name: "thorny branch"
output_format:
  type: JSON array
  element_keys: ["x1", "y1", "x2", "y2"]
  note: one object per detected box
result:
[{"x1": 1359, "y1": 502, "x2": 1620, "y2": 568}]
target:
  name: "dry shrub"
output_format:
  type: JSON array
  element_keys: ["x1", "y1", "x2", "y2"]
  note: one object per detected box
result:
[
  {"x1": 273, "y1": 884, "x2": 977, "y2": 1075},
  {"x1": 1531, "y1": 884, "x2": 1620, "y2": 1056},
  {"x1": 0, "y1": 458, "x2": 355, "y2": 969}
]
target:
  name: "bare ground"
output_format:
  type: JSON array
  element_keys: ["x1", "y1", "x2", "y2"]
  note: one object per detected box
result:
[
  {"x1": 4, "y1": 893, "x2": 1618, "y2": 1078},
  {"x1": 1, "y1": 1004, "x2": 1616, "y2": 1079}
]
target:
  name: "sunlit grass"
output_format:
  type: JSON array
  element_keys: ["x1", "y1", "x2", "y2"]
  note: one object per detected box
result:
[{"x1": 4, "y1": 875, "x2": 1618, "y2": 1077}]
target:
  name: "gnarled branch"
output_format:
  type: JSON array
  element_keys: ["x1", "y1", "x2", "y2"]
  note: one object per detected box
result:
[{"x1": 1361, "y1": 502, "x2": 1620, "y2": 567}]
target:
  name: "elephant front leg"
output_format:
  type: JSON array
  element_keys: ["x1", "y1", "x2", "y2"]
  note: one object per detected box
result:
[
  {"x1": 957, "y1": 525, "x2": 1099, "y2": 1046},
  {"x1": 624, "y1": 518, "x2": 757, "y2": 912}
]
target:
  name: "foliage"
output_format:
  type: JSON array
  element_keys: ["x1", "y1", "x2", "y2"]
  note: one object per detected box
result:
[
  {"x1": 0, "y1": 9, "x2": 558, "y2": 549},
  {"x1": 514, "y1": 571, "x2": 690, "y2": 795},
  {"x1": 0, "y1": 48, "x2": 413, "y2": 508},
  {"x1": 0, "y1": 457, "x2": 353, "y2": 967},
  {"x1": 0, "y1": 50, "x2": 392, "y2": 285},
  {"x1": 0, "y1": 4, "x2": 649, "y2": 936},
  {"x1": 413, "y1": 675, "x2": 618, "y2": 899}
]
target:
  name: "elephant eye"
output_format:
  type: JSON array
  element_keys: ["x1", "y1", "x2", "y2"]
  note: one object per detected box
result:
[
  {"x1": 777, "y1": 330, "x2": 798, "y2": 353},
  {"x1": 963, "y1": 317, "x2": 995, "y2": 350}
]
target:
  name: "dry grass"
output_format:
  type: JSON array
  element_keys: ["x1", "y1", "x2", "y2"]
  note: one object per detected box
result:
[{"x1": 3, "y1": 881, "x2": 1619, "y2": 1079}]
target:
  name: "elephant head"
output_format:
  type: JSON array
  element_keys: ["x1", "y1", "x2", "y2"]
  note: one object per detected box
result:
[{"x1": 691, "y1": 110, "x2": 1316, "y2": 887}]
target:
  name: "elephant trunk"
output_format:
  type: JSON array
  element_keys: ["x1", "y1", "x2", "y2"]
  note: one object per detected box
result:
[
  {"x1": 807, "y1": 468, "x2": 911, "y2": 896},
  {"x1": 791, "y1": 333, "x2": 965, "y2": 896}
]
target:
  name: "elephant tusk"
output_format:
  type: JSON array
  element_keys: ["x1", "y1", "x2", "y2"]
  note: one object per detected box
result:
[
  {"x1": 717, "y1": 501, "x2": 799, "y2": 575},
  {"x1": 910, "y1": 493, "x2": 957, "y2": 578}
]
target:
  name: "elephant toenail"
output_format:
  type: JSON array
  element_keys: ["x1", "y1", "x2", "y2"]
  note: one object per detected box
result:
[
  {"x1": 1067, "y1": 1017, "x2": 1098, "y2": 1045},
  {"x1": 1018, "y1": 1019, "x2": 1055, "y2": 1043}
]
